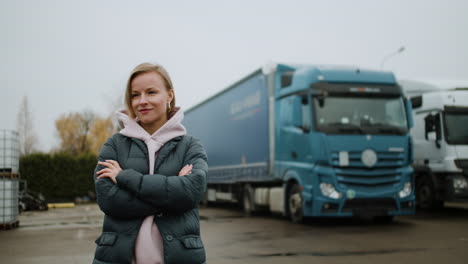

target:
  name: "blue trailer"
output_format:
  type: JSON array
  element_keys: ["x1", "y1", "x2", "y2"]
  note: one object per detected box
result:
[{"x1": 184, "y1": 63, "x2": 415, "y2": 222}]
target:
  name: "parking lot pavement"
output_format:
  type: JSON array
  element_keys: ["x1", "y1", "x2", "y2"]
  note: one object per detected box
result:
[
  {"x1": 1, "y1": 203, "x2": 468, "y2": 264},
  {"x1": 0, "y1": 204, "x2": 102, "y2": 264}
]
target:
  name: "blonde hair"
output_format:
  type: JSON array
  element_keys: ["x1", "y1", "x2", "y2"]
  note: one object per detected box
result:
[{"x1": 125, "y1": 62, "x2": 176, "y2": 119}]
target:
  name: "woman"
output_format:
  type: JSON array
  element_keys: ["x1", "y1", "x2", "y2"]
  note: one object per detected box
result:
[{"x1": 92, "y1": 63, "x2": 208, "y2": 264}]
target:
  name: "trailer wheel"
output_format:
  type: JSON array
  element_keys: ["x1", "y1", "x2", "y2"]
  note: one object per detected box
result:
[
  {"x1": 288, "y1": 183, "x2": 304, "y2": 223},
  {"x1": 417, "y1": 176, "x2": 443, "y2": 209},
  {"x1": 242, "y1": 184, "x2": 256, "y2": 215}
]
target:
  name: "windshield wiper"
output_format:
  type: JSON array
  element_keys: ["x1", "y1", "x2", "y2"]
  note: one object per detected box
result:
[{"x1": 363, "y1": 123, "x2": 406, "y2": 134}]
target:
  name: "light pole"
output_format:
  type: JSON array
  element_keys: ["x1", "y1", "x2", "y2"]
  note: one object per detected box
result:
[{"x1": 380, "y1": 46, "x2": 405, "y2": 69}]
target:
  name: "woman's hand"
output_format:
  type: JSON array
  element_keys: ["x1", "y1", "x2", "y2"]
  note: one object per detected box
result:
[
  {"x1": 178, "y1": 164, "x2": 193, "y2": 176},
  {"x1": 96, "y1": 160, "x2": 122, "y2": 184}
]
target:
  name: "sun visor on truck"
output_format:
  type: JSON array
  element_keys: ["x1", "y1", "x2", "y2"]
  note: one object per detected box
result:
[{"x1": 309, "y1": 82, "x2": 403, "y2": 97}]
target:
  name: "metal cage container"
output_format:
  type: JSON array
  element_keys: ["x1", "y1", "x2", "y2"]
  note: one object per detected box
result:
[
  {"x1": 0, "y1": 130, "x2": 20, "y2": 229},
  {"x1": 0, "y1": 130, "x2": 20, "y2": 173},
  {"x1": 0, "y1": 177, "x2": 19, "y2": 226}
]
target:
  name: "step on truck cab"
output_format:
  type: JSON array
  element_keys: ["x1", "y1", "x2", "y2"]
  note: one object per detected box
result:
[{"x1": 184, "y1": 63, "x2": 415, "y2": 222}]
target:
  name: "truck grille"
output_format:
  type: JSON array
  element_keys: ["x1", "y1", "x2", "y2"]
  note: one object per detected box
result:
[
  {"x1": 334, "y1": 168, "x2": 402, "y2": 193},
  {"x1": 331, "y1": 151, "x2": 405, "y2": 168}
]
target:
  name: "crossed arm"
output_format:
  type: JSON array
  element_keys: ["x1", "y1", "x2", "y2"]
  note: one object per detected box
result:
[
  {"x1": 94, "y1": 137, "x2": 207, "y2": 219},
  {"x1": 97, "y1": 160, "x2": 193, "y2": 183}
]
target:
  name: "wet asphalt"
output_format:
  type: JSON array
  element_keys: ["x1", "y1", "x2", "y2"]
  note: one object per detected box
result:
[{"x1": 1, "y1": 203, "x2": 467, "y2": 264}]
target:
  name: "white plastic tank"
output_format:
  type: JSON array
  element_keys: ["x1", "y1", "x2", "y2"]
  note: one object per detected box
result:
[
  {"x1": 0, "y1": 130, "x2": 20, "y2": 228},
  {"x1": 0, "y1": 178, "x2": 19, "y2": 225},
  {"x1": 0, "y1": 130, "x2": 20, "y2": 173}
]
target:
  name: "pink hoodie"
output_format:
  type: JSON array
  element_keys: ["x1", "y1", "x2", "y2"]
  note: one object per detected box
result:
[{"x1": 117, "y1": 108, "x2": 186, "y2": 264}]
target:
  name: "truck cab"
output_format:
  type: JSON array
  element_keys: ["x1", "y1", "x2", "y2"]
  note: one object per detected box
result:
[
  {"x1": 275, "y1": 65, "x2": 415, "y2": 221},
  {"x1": 401, "y1": 80, "x2": 468, "y2": 208}
]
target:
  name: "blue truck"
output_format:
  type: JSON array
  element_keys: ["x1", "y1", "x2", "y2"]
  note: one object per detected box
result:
[{"x1": 184, "y1": 63, "x2": 415, "y2": 222}]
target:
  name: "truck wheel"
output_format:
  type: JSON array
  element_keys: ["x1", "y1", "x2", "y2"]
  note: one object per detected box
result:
[
  {"x1": 242, "y1": 184, "x2": 256, "y2": 215},
  {"x1": 288, "y1": 184, "x2": 304, "y2": 223},
  {"x1": 417, "y1": 177, "x2": 443, "y2": 209}
]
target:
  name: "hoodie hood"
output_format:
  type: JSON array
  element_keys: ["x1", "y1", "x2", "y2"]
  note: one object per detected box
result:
[{"x1": 116, "y1": 107, "x2": 186, "y2": 174}]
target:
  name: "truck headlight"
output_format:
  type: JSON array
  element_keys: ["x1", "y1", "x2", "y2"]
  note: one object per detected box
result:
[
  {"x1": 320, "y1": 183, "x2": 342, "y2": 199},
  {"x1": 399, "y1": 182, "x2": 412, "y2": 198},
  {"x1": 453, "y1": 175, "x2": 468, "y2": 192}
]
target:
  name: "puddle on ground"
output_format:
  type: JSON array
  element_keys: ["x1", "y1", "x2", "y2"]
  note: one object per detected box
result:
[
  {"x1": 227, "y1": 248, "x2": 432, "y2": 259},
  {"x1": 200, "y1": 215, "x2": 245, "y2": 222}
]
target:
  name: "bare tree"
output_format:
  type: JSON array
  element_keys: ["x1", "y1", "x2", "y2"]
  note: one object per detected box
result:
[{"x1": 16, "y1": 96, "x2": 38, "y2": 156}]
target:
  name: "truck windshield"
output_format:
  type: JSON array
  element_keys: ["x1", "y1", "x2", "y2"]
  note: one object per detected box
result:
[
  {"x1": 313, "y1": 96, "x2": 408, "y2": 135},
  {"x1": 444, "y1": 113, "x2": 468, "y2": 144}
]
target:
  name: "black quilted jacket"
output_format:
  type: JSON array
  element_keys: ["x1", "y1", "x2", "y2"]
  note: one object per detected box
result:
[{"x1": 92, "y1": 134, "x2": 207, "y2": 264}]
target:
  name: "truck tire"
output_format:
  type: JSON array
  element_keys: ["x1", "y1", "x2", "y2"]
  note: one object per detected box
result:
[
  {"x1": 242, "y1": 184, "x2": 256, "y2": 215},
  {"x1": 417, "y1": 176, "x2": 443, "y2": 209},
  {"x1": 288, "y1": 183, "x2": 304, "y2": 223}
]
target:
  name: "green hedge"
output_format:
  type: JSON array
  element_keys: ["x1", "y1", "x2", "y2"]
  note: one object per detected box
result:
[{"x1": 19, "y1": 152, "x2": 97, "y2": 202}]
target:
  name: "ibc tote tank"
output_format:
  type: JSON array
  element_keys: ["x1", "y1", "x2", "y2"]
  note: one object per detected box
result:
[
  {"x1": 0, "y1": 130, "x2": 20, "y2": 173},
  {"x1": 0, "y1": 130, "x2": 20, "y2": 229}
]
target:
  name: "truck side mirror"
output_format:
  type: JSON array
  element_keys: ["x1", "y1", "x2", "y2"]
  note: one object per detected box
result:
[
  {"x1": 424, "y1": 113, "x2": 441, "y2": 148},
  {"x1": 317, "y1": 95, "x2": 325, "y2": 108},
  {"x1": 434, "y1": 113, "x2": 442, "y2": 148},
  {"x1": 301, "y1": 96, "x2": 311, "y2": 133},
  {"x1": 424, "y1": 114, "x2": 435, "y2": 139}
]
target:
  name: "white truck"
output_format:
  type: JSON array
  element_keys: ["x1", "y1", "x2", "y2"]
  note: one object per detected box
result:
[{"x1": 400, "y1": 80, "x2": 468, "y2": 208}]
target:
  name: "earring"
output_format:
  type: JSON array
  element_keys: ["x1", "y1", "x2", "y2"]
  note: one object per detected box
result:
[{"x1": 167, "y1": 102, "x2": 171, "y2": 110}]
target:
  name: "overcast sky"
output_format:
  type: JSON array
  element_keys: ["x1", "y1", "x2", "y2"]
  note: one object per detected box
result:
[{"x1": 1, "y1": 0, "x2": 467, "y2": 151}]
